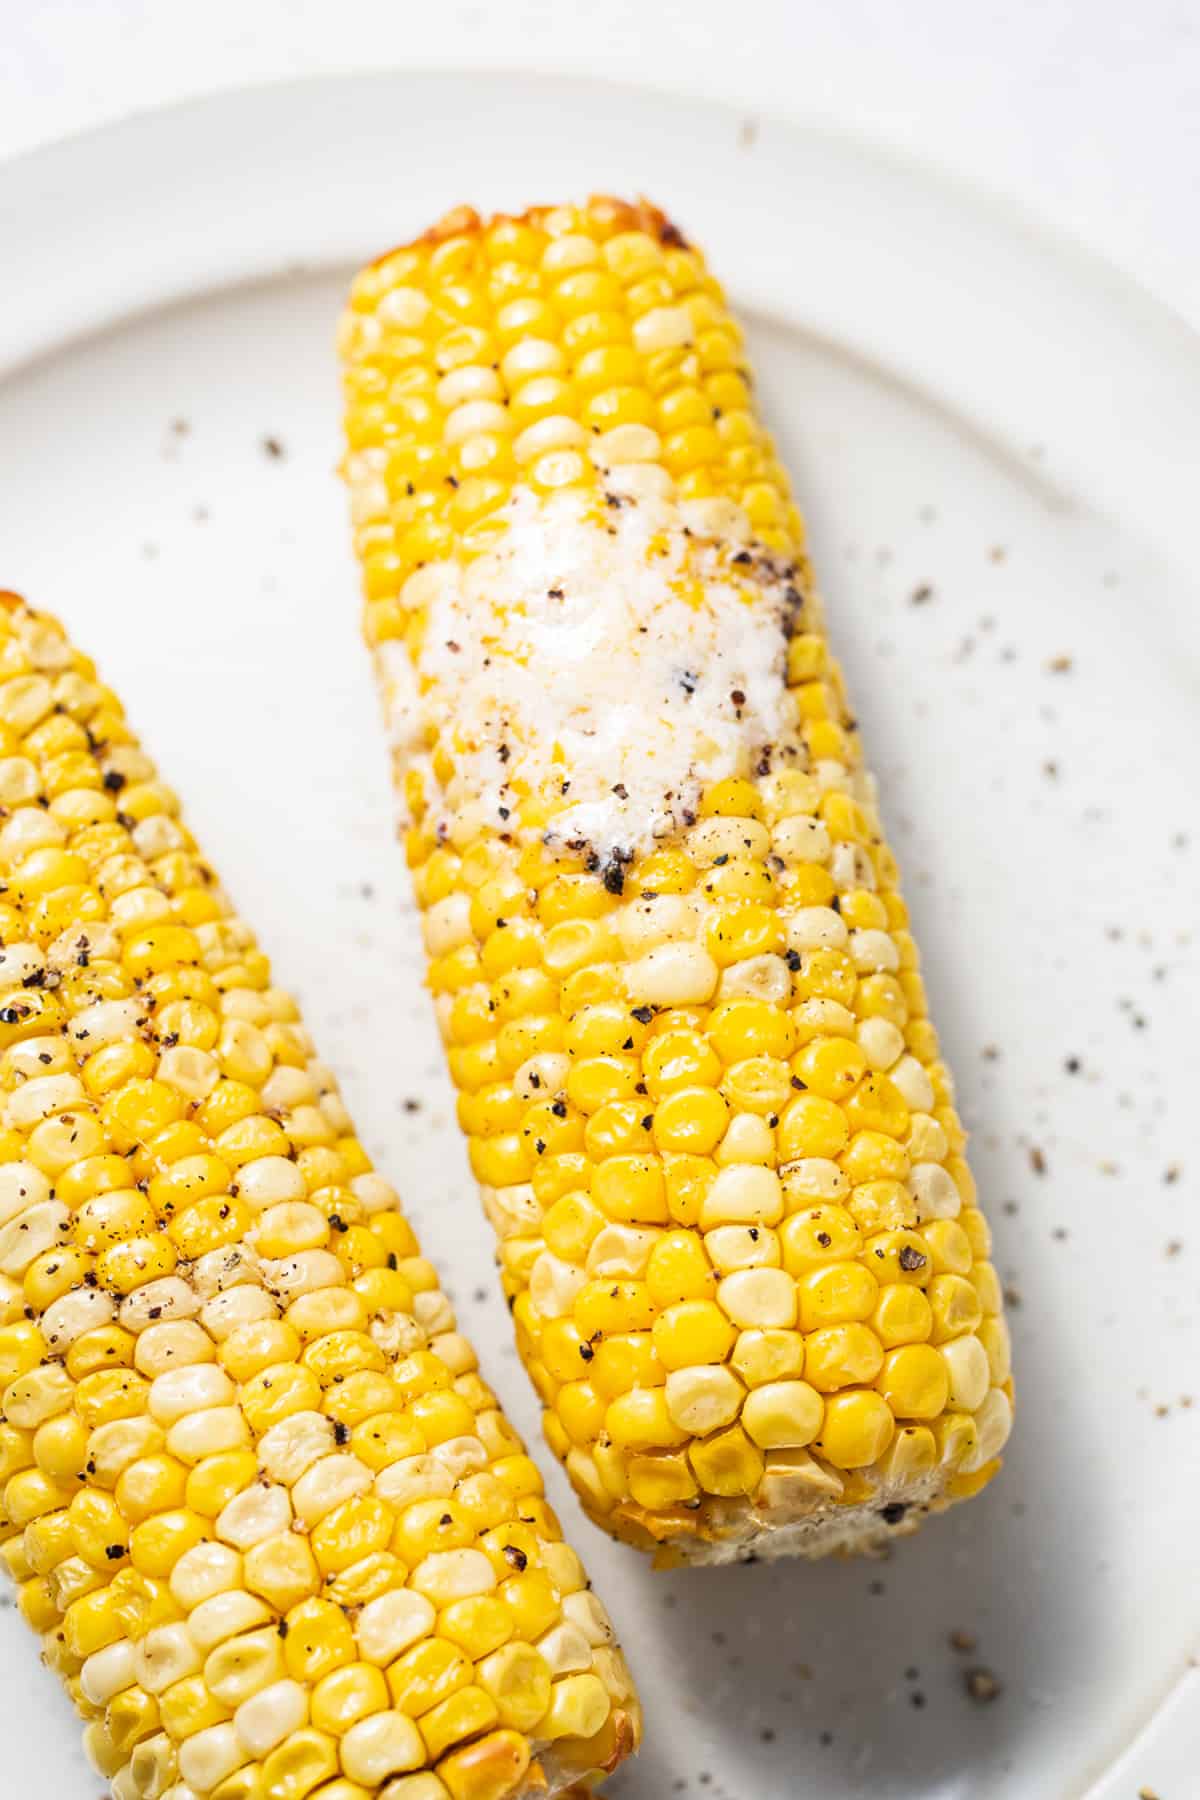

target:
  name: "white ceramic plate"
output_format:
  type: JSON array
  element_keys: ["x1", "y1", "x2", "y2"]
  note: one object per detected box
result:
[{"x1": 0, "y1": 71, "x2": 1196, "y2": 1800}]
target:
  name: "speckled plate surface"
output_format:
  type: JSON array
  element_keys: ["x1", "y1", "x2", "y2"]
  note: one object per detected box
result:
[{"x1": 0, "y1": 70, "x2": 1197, "y2": 1800}]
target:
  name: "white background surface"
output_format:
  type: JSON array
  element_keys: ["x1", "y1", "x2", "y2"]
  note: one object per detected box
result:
[{"x1": 3, "y1": 0, "x2": 1200, "y2": 328}]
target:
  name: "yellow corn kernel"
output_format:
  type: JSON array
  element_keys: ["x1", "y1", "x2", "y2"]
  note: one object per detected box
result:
[{"x1": 815, "y1": 1390, "x2": 895, "y2": 1469}]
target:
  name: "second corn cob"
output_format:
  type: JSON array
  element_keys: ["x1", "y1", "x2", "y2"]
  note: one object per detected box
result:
[
  {"x1": 0, "y1": 591, "x2": 638, "y2": 1798},
  {"x1": 340, "y1": 198, "x2": 1014, "y2": 1564}
]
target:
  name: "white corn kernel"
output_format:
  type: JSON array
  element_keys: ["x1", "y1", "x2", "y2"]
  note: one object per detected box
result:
[
  {"x1": 136, "y1": 1623, "x2": 202, "y2": 1693},
  {"x1": 908, "y1": 1163, "x2": 962, "y2": 1221},
  {"x1": 410, "y1": 1548, "x2": 496, "y2": 1604},
  {"x1": 586, "y1": 1225, "x2": 659, "y2": 1279},
  {"x1": 216, "y1": 1482, "x2": 292, "y2": 1549},
  {"x1": 355, "y1": 1589, "x2": 437, "y2": 1665},
  {"x1": 120, "y1": 1277, "x2": 201, "y2": 1331},
  {"x1": 80, "y1": 1639, "x2": 137, "y2": 1706},
  {"x1": 858, "y1": 1017, "x2": 905, "y2": 1070},
  {"x1": 962, "y1": 1387, "x2": 1013, "y2": 1470},
  {"x1": 234, "y1": 1678, "x2": 308, "y2": 1757},
  {"x1": 2, "y1": 1362, "x2": 74, "y2": 1427},
  {"x1": 69, "y1": 998, "x2": 144, "y2": 1050},
  {"x1": 535, "y1": 1621, "x2": 594, "y2": 1676},
  {"x1": 259, "y1": 1249, "x2": 345, "y2": 1301},
  {"x1": 168, "y1": 1405, "x2": 250, "y2": 1464},
  {"x1": 615, "y1": 893, "x2": 698, "y2": 956},
  {"x1": 830, "y1": 842, "x2": 875, "y2": 888},
  {"x1": 169, "y1": 1542, "x2": 244, "y2": 1612},
  {"x1": 291, "y1": 1453, "x2": 373, "y2": 1526},
  {"x1": 187, "y1": 1589, "x2": 274, "y2": 1653},
  {"x1": 235, "y1": 1157, "x2": 307, "y2": 1207},
  {"x1": 0, "y1": 1161, "x2": 50, "y2": 1226},
  {"x1": 351, "y1": 1172, "x2": 403, "y2": 1215},
  {"x1": 3, "y1": 1073, "x2": 85, "y2": 1130},
  {"x1": 513, "y1": 1053, "x2": 570, "y2": 1101},
  {"x1": 715, "y1": 1113, "x2": 775, "y2": 1165},
  {"x1": 38, "y1": 1285, "x2": 115, "y2": 1352},
  {"x1": 717, "y1": 953, "x2": 792, "y2": 1004},
  {"x1": 148, "y1": 1363, "x2": 235, "y2": 1426},
  {"x1": 699, "y1": 1165, "x2": 782, "y2": 1228},
  {"x1": 848, "y1": 929, "x2": 899, "y2": 973},
  {"x1": 528, "y1": 1251, "x2": 587, "y2": 1319},
  {"x1": 632, "y1": 304, "x2": 693, "y2": 351},
  {"x1": 774, "y1": 817, "x2": 831, "y2": 865},
  {"x1": 257, "y1": 1412, "x2": 335, "y2": 1487},
  {"x1": 178, "y1": 1723, "x2": 247, "y2": 1793},
  {"x1": 199, "y1": 1286, "x2": 276, "y2": 1340},
  {"x1": 779, "y1": 1158, "x2": 849, "y2": 1204},
  {"x1": 157, "y1": 1047, "x2": 220, "y2": 1100},
  {"x1": 891, "y1": 1054, "x2": 936, "y2": 1112},
  {"x1": 341, "y1": 1711, "x2": 426, "y2": 1785},
  {"x1": 717, "y1": 1268, "x2": 797, "y2": 1328},
  {"x1": 625, "y1": 942, "x2": 718, "y2": 1007},
  {"x1": 703, "y1": 1225, "x2": 780, "y2": 1273},
  {"x1": 940, "y1": 1336, "x2": 990, "y2": 1411},
  {"x1": 664, "y1": 1366, "x2": 744, "y2": 1435},
  {"x1": 786, "y1": 906, "x2": 848, "y2": 951},
  {"x1": 374, "y1": 1454, "x2": 454, "y2": 1509},
  {"x1": 0, "y1": 1200, "x2": 68, "y2": 1273},
  {"x1": 562, "y1": 1590, "x2": 613, "y2": 1645},
  {"x1": 134, "y1": 1320, "x2": 217, "y2": 1377}
]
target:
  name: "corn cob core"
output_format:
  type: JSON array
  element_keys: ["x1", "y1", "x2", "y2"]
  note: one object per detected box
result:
[
  {"x1": 0, "y1": 593, "x2": 638, "y2": 1799},
  {"x1": 339, "y1": 199, "x2": 1014, "y2": 1564}
]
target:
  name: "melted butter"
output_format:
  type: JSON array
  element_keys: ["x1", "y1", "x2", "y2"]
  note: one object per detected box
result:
[{"x1": 378, "y1": 486, "x2": 807, "y2": 861}]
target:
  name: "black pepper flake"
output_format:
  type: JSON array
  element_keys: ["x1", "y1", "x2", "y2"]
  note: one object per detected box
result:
[
  {"x1": 276, "y1": 1620, "x2": 289, "y2": 1638},
  {"x1": 102, "y1": 770, "x2": 127, "y2": 793},
  {"x1": 551, "y1": 1100, "x2": 567, "y2": 1118},
  {"x1": 641, "y1": 1115, "x2": 653, "y2": 1132},
  {"x1": 1064, "y1": 1056, "x2": 1081, "y2": 1074},
  {"x1": 333, "y1": 1421, "x2": 349, "y2": 1445},
  {"x1": 498, "y1": 743, "x2": 511, "y2": 764},
  {"x1": 534, "y1": 1139, "x2": 546, "y2": 1156},
  {"x1": 104, "y1": 1544, "x2": 125, "y2": 1561},
  {"x1": 547, "y1": 587, "x2": 564, "y2": 599},
  {"x1": 910, "y1": 584, "x2": 933, "y2": 605},
  {"x1": 816, "y1": 1230, "x2": 832, "y2": 1247},
  {"x1": 631, "y1": 1006, "x2": 654, "y2": 1025},
  {"x1": 503, "y1": 1544, "x2": 528, "y2": 1572},
  {"x1": 730, "y1": 688, "x2": 746, "y2": 707},
  {"x1": 733, "y1": 550, "x2": 753, "y2": 566},
  {"x1": 612, "y1": 783, "x2": 628, "y2": 800},
  {"x1": 262, "y1": 436, "x2": 285, "y2": 458},
  {"x1": 328, "y1": 1214, "x2": 348, "y2": 1233},
  {"x1": 898, "y1": 1245, "x2": 926, "y2": 1272},
  {"x1": 679, "y1": 670, "x2": 698, "y2": 696},
  {"x1": 578, "y1": 1342, "x2": 594, "y2": 1361},
  {"x1": 880, "y1": 1502, "x2": 908, "y2": 1524},
  {"x1": 785, "y1": 949, "x2": 802, "y2": 971},
  {"x1": 439, "y1": 1513, "x2": 453, "y2": 1527}
]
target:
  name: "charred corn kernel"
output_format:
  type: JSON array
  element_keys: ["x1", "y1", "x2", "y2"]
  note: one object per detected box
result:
[
  {"x1": 343, "y1": 202, "x2": 1010, "y2": 1565},
  {"x1": 0, "y1": 598, "x2": 636, "y2": 1789}
]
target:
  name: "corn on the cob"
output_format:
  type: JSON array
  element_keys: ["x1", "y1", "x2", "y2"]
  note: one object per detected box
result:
[
  {"x1": 0, "y1": 590, "x2": 638, "y2": 1797},
  {"x1": 339, "y1": 198, "x2": 1014, "y2": 1565}
]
